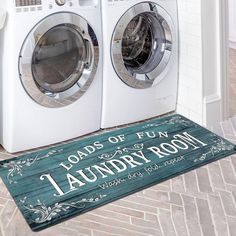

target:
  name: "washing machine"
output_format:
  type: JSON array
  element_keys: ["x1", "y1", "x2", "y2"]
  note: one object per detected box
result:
[
  {"x1": 101, "y1": 0, "x2": 178, "y2": 128},
  {"x1": 0, "y1": 0, "x2": 102, "y2": 153}
]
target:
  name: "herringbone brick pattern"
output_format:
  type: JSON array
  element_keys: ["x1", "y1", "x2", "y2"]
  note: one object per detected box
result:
[{"x1": 0, "y1": 119, "x2": 236, "y2": 236}]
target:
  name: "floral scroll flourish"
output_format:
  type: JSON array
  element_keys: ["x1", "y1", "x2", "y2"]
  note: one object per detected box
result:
[
  {"x1": 194, "y1": 139, "x2": 235, "y2": 163},
  {"x1": 98, "y1": 143, "x2": 144, "y2": 160},
  {"x1": 1, "y1": 149, "x2": 64, "y2": 184},
  {"x1": 143, "y1": 115, "x2": 196, "y2": 129},
  {"x1": 20, "y1": 194, "x2": 107, "y2": 224}
]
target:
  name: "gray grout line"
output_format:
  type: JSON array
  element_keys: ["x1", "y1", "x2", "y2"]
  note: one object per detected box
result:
[
  {"x1": 218, "y1": 191, "x2": 231, "y2": 236},
  {"x1": 206, "y1": 164, "x2": 215, "y2": 192},
  {"x1": 206, "y1": 194, "x2": 219, "y2": 236},
  {"x1": 194, "y1": 197, "x2": 204, "y2": 236},
  {"x1": 0, "y1": 223, "x2": 5, "y2": 236},
  {"x1": 230, "y1": 190, "x2": 236, "y2": 210},
  {"x1": 157, "y1": 209, "x2": 164, "y2": 236},
  {"x1": 180, "y1": 194, "x2": 190, "y2": 236},
  {"x1": 229, "y1": 118, "x2": 236, "y2": 135},
  {"x1": 218, "y1": 160, "x2": 228, "y2": 190},
  {"x1": 180, "y1": 194, "x2": 191, "y2": 236},
  {"x1": 170, "y1": 205, "x2": 179, "y2": 236},
  {"x1": 81, "y1": 219, "x2": 150, "y2": 236},
  {"x1": 6, "y1": 206, "x2": 18, "y2": 229},
  {"x1": 182, "y1": 174, "x2": 187, "y2": 193},
  {"x1": 194, "y1": 170, "x2": 201, "y2": 194}
]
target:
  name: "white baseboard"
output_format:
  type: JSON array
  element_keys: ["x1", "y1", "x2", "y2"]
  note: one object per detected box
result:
[{"x1": 203, "y1": 94, "x2": 222, "y2": 128}]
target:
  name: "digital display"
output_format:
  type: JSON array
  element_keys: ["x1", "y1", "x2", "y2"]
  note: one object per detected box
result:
[{"x1": 15, "y1": 0, "x2": 42, "y2": 7}]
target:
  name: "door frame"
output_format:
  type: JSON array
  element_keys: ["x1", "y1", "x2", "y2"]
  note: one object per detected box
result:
[
  {"x1": 202, "y1": 0, "x2": 229, "y2": 127},
  {"x1": 221, "y1": 0, "x2": 230, "y2": 120}
]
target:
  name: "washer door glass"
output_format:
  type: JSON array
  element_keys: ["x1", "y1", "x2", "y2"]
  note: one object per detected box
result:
[
  {"x1": 32, "y1": 24, "x2": 86, "y2": 94},
  {"x1": 19, "y1": 13, "x2": 99, "y2": 108},
  {"x1": 112, "y1": 3, "x2": 174, "y2": 89}
]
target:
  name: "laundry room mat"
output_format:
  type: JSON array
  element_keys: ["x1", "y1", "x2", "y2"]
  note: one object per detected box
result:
[{"x1": 0, "y1": 114, "x2": 235, "y2": 231}]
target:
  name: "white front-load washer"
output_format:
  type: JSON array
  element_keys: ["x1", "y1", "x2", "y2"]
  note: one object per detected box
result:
[
  {"x1": 0, "y1": 0, "x2": 102, "y2": 153},
  {"x1": 101, "y1": 0, "x2": 179, "y2": 128}
]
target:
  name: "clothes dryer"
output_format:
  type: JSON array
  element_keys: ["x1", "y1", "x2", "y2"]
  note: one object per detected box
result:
[{"x1": 101, "y1": 0, "x2": 178, "y2": 128}]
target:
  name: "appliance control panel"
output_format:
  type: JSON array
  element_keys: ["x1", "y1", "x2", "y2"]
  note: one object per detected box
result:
[
  {"x1": 15, "y1": 0, "x2": 97, "y2": 13},
  {"x1": 15, "y1": 0, "x2": 42, "y2": 7},
  {"x1": 107, "y1": 0, "x2": 129, "y2": 7}
]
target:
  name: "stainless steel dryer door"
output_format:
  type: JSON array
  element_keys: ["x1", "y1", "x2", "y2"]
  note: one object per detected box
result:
[
  {"x1": 19, "y1": 12, "x2": 99, "y2": 108},
  {"x1": 111, "y1": 2, "x2": 174, "y2": 89}
]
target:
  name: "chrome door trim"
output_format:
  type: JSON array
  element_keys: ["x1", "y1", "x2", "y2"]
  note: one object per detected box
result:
[
  {"x1": 111, "y1": 2, "x2": 175, "y2": 89},
  {"x1": 19, "y1": 12, "x2": 99, "y2": 108}
]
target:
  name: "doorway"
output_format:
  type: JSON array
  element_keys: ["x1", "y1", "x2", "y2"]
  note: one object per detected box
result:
[
  {"x1": 228, "y1": 0, "x2": 236, "y2": 117},
  {"x1": 229, "y1": 49, "x2": 236, "y2": 117}
]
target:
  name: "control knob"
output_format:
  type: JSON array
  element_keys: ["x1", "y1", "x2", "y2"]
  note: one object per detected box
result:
[{"x1": 55, "y1": 0, "x2": 66, "y2": 6}]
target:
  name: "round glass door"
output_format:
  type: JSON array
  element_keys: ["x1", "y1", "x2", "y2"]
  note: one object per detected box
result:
[
  {"x1": 111, "y1": 2, "x2": 174, "y2": 89},
  {"x1": 32, "y1": 24, "x2": 87, "y2": 94},
  {"x1": 19, "y1": 13, "x2": 99, "y2": 108}
]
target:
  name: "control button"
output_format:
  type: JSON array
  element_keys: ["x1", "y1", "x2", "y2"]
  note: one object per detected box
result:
[
  {"x1": 55, "y1": 0, "x2": 66, "y2": 6},
  {"x1": 36, "y1": 0, "x2": 42, "y2": 5}
]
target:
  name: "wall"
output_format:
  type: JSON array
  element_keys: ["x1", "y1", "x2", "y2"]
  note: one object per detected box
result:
[
  {"x1": 176, "y1": 0, "x2": 203, "y2": 125},
  {"x1": 202, "y1": 0, "x2": 228, "y2": 127},
  {"x1": 177, "y1": 0, "x2": 227, "y2": 127}
]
